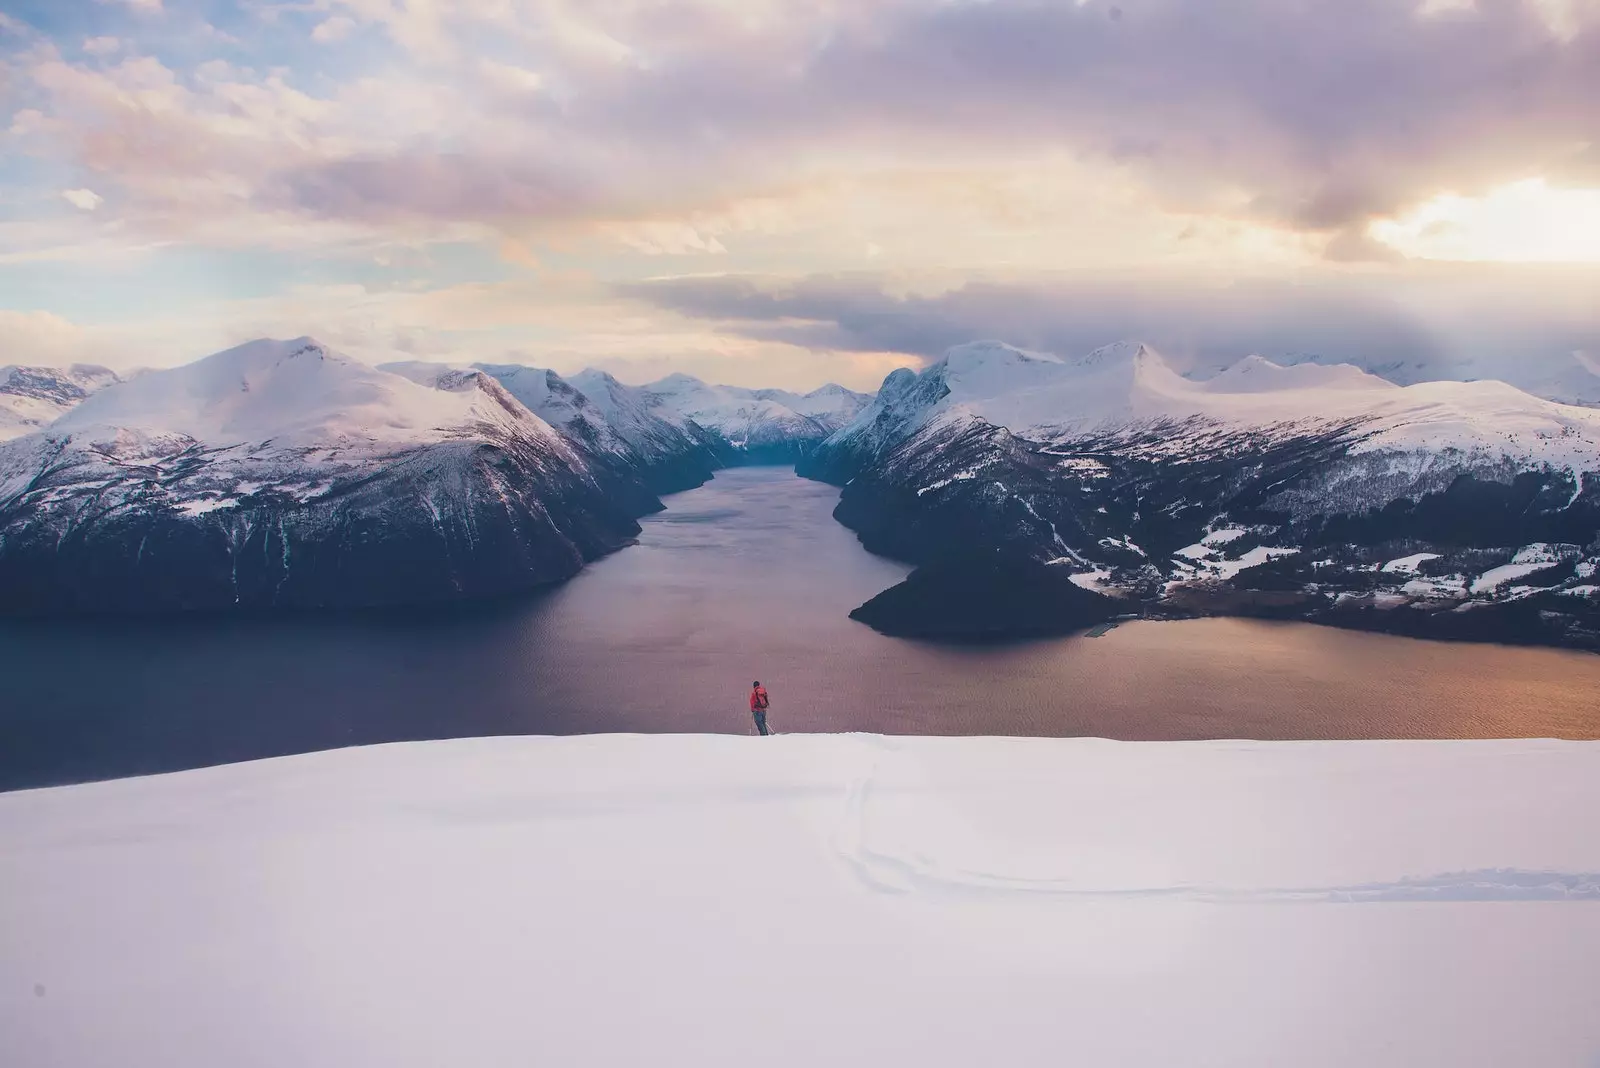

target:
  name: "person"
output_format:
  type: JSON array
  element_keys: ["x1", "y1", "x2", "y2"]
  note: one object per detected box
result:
[{"x1": 749, "y1": 681, "x2": 770, "y2": 736}]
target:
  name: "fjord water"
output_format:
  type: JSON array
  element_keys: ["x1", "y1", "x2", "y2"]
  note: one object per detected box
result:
[{"x1": 4, "y1": 466, "x2": 1600, "y2": 789}]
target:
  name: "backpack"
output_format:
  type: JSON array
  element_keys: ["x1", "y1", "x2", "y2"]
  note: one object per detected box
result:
[{"x1": 755, "y1": 688, "x2": 769, "y2": 710}]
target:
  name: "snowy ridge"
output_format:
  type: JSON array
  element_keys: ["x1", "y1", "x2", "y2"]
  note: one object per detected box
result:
[
  {"x1": 642, "y1": 372, "x2": 871, "y2": 456},
  {"x1": 1199, "y1": 354, "x2": 1396, "y2": 394},
  {"x1": 564, "y1": 367, "x2": 732, "y2": 471},
  {"x1": 56, "y1": 340, "x2": 575, "y2": 452},
  {"x1": 0, "y1": 362, "x2": 120, "y2": 441},
  {"x1": 826, "y1": 339, "x2": 1600, "y2": 472},
  {"x1": 381, "y1": 359, "x2": 635, "y2": 462}
]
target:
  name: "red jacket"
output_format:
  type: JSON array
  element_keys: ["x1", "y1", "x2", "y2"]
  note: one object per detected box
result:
[{"x1": 750, "y1": 687, "x2": 769, "y2": 712}]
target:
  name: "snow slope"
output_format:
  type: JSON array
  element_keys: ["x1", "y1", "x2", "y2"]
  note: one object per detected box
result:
[
  {"x1": 3, "y1": 734, "x2": 1599, "y2": 1067},
  {"x1": 394, "y1": 361, "x2": 726, "y2": 494},
  {"x1": 1199, "y1": 353, "x2": 1397, "y2": 394},
  {"x1": 54, "y1": 339, "x2": 541, "y2": 451},
  {"x1": 0, "y1": 363, "x2": 119, "y2": 441},
  {"x1": 1183, "y1": 345, "x2": 1600, "y2": 409},
  {"x1": 382, "y1": 359, "x2": 636, "y2": 461}
]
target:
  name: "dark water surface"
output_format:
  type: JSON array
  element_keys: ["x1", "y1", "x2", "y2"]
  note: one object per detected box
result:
[{"x1": 4, "y1": 466, "x2": 1600, "y2": 790}]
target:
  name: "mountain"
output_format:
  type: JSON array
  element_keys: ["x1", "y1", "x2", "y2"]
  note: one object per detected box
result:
[
  {"x1": 0, "y1": 363, "x2": 120, "y2": 441},
  {"x1": 1181, "y1": 345, "x2": 1600, "y2": 408},
  {"x1": 382, "y1": 361, "x2": 722, "y2": 495},
  {"x1": 642, "y1": 374, "x2": 873, "y2": 463},
  {"x1": 802, "y1": 340, "x2": 1600, "y2": 648},
  {"x1": 0, "y1": 339, "x2": 650, "y2": 614},
  {"x1": 389, "y1": 361, "x2": 869, "y2": 471}
]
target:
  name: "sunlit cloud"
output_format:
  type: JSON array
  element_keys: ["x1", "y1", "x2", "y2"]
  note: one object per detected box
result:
[
  {"x1": 310, "y1": 17, "x2": 356, "y2": 44},
  {"x1": 1, "y1": 0, "x2": 1597, "y2": 388},
  {"x1": 1372, "y1": 179, "x2": 1600, "y2": 263},
  {"x1": 60, "y1": 189, "x2": 104, "y2": 211}
]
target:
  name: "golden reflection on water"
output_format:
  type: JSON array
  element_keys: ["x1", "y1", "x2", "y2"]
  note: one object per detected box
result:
[{"x1": 889, "y1": 618, "x2": 1600, "y2": 741}]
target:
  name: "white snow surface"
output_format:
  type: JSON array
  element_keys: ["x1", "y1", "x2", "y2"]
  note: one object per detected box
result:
[
  {"x1": 1200, "y1": 354, "x2": 1397, "y2": 394},
  {"x1": 382, "y1": 359, "x2": 635, "y2": 458},
  {"x1": 5, "y1": 734, "x2": 1600, "y2": 1068},
  {"x1": 834, "y1": 340, "x2": 1600, "y2": 472},
  {"x1": 1382, "y1": 552, "x2": 1442, "y2": 573},
  {"x1": 1473, "y1": 562, "x2": 1561, "y2": 594},
  {"x1": 0, "y1": 363, "x2": 120, "y2": 440}
]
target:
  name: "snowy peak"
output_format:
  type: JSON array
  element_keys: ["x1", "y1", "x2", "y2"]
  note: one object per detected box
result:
[
  {"x1": 636, "y1": 371, "x2": 870, "y2": 455},
  {"x1": 0, "y1": 362, "x2": 123, "y2": 440},
  {"x1": 1200, "y1": 355, "x2": 1397, "y2": 394},
  {"x1": 1073, "y1": 340, "x2": 1151, "y2": 367},
  {"x1": 751, "y1": 382, "x2": 873, "y2": 431},
  {"x1": 0, "y1": 362, "x2": 120, "y2": 404},
  {"x1": 936, "y1": 340, "x2": 1061, "y2": 383},
  {"x1": 51, "y1": 337, "x2": 567, "y2": 453},
  {"x1": 815, "y1": 335, "x2": 1600, "y2": 478}
]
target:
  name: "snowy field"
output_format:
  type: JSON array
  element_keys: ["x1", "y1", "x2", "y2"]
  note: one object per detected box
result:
[{"x1": 4, "y1": 734, "x2": 1600, "y2": 1067}]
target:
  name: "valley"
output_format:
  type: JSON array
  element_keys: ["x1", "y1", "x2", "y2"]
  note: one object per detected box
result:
[{"x1": 6, "y1": 335, "x2": 1600, "y2": 652}]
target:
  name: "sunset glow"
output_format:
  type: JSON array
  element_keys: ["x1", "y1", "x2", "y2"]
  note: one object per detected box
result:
[
  {"x1": 0, "y1": 1, "x2": 1597, "y2": 386},
  {"x1": 1373, "y1": 179, "x2": 1600, "y2": 263}
]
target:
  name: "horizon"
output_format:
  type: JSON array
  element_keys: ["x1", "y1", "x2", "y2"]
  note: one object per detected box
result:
[
  {"x1": 2, "y1": 1, "x2": 1599, "y2": 392},
  {"x1": 0, "y1": 332, "x2": 1436, "y2": 398}
]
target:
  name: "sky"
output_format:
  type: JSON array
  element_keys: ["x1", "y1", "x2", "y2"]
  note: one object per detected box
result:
[{"x1": 1, "y1": 0, "x2": 1598, "y2": 391}]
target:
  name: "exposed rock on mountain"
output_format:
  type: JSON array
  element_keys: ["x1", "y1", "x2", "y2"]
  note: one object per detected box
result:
[
  {"x1": 804, "y1": 340, "x2": 1600, "y2": 647},
  {"x1": 0, "y1": 363, "x2": 120, "y2": 441},
  {"x1": 0, "y1": 340, "x2": 645, "y2": 614}
]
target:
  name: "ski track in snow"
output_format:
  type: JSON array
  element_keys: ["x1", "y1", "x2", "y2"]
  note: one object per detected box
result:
[{"x1": 831, "y1": 754, "x2": 1600, "y2": 905}]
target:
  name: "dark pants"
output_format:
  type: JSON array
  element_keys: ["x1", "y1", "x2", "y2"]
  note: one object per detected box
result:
[{"x1": 752, "y1": 709, "x2": 769, "y2": 736}]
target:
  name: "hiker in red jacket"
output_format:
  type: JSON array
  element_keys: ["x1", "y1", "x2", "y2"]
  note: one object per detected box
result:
[{"x1": 749, "y1": 681, "x2": 770, "y2": 736}]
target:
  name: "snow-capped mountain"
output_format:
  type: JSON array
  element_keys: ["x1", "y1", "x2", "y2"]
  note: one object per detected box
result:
[
  {"x1": 804, "y1": 340, "x2": 1600, "y2": 647},
  {"x1": 643, "y1": 374, "x2": 872, "y2": 462},
  {"x1": 566, "y1": 367, "x2": 733, "y2": 477},
  {"x1": 387, "y1": 361, "x2": 866, "y2": 474},
  {"x1": 1180, "y1": 345, "x2": 1600, "y2": 409},
  {"x1": 382, "y1": 361, "x2": 722, "y2": 496},
  {"x1": 0, "y1": 339, "x2": 649, "y2": 613},
  {"x1": 0, "y1": 363, "x2": 120, "y2": 441},
  {"x1": 752, "y1": 382, "x2": 874, "y2": 434}
]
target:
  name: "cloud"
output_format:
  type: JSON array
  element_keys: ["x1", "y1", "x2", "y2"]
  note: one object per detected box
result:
[
  {"x1": 476, "y1": 58, "x2": 544, "y2": 95},
  {"x1": 311, "y1": 17, "x2": 355, "y2": 44},
  {"x1": 619, "y1": 265, "x2": 1600, "y2": 392},
  {"x1": 94, "y1": 0, "x2": 164, "y2": 13},
  {"x1": 60, "y1": 188, "x2": 104, "y2": 211},
  {"x1": 9, "y1": 0, "x2": 1599, "y2": 256},
  {"x1": 0, "y1": 310, "x2": 122, "y2": 367}
]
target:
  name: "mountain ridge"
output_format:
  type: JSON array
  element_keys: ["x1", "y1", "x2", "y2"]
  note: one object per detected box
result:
[{"x1": 802, "y1": 340, "x2": 1600, "y2": 648}]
